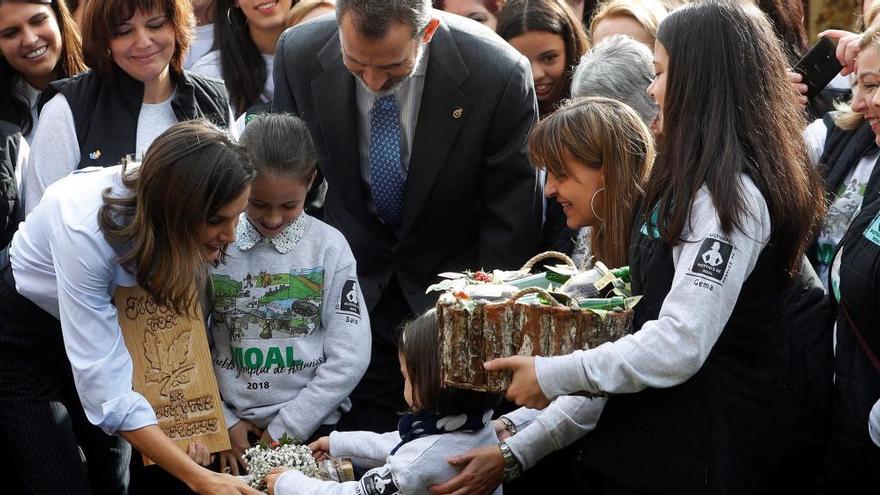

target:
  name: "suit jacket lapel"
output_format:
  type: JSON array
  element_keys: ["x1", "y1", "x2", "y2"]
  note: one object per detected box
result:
[
  {"x1": 312, "y1": 35, "x2": 365, "y2": 206},
  {"x1": 399, "y1": 22, "x2": 470, "y2": 239}
]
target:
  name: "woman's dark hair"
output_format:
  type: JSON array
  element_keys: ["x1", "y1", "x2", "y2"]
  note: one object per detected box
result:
[
  {"x1": 215, "y1": 0, "x2": 291, "y2": 116},
  {"x1": 239, "y1": 113, "x2": 318, "y2": 182},
  {"x1": 99, "y1": 119, "x2": 256, "y2": 316},
  {"x1": 0, "y1": 0, "x2": 86, "y2": 135},
  {"x1": 399, "y1": 309, "x2": 502, "y2": 415},
  {"x1": 497, "y1": 0, "x2": 590, "y2": 114},
  {"x1": 756, "y1": 0, "x2": 808, "y2": 65},
  {"x1": 82, "y1": 0, "x2": 193, "y2": 79},
  {"x1": 644, "y1": 0, "x2": 825, "y2": 277}
]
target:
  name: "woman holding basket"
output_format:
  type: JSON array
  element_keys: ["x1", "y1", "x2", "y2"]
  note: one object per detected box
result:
[{"x1": 486, "y1": 1, "x2": 826, "y2": 492}]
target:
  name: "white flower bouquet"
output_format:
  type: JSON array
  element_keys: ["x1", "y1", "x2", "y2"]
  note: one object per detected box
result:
[{"x1": 242, "y1": 434, "x2": 318, "y2": 491}]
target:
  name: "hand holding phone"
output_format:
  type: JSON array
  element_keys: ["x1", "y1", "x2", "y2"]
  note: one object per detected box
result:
[
  {"x1": 794, "y1": 36, "x2": 844, "y2": 99},
  {"x1": 819, "y1": 29, "x2": 861, "y2": 76}
]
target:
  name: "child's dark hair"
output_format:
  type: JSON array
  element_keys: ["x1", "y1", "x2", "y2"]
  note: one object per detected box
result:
[
  {"x1": 238, "y1": 113, "x2": 318, "y2": 182},
  {"x1": 399, "y1": 309, "x2": 502, "y2": 415}
]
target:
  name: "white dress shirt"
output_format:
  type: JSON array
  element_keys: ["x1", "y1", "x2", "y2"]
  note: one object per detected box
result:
[{"x1": 10, "y1": 164, "x2": 158, "y2": 434}]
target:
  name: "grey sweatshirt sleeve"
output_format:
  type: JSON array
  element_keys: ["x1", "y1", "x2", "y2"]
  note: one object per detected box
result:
[
  {"x1": 503, "y1": 406, "x2": 541, "y2": 430},
  {"x1": 329, "y1": 430, "x2": 401, "y2": 469},
  {"x1": 536, "y1": 178, "x2": 771, "y2": 397},
  {"x1": 273, "y1": 469, "x2": 361, "y2": 495},
  {"x1": 278, "y1": 429, "x2": 501, "y2": 495},
  {"x1": 870, "y1": 397, "x2": 880, "y2": 447},
  {"x1": 24, "y1": 94, "x2": 79, "y2": 215},
  {"x1": 505, "y1": 396, "x2": 606, "y2": 470},
  {"x1": 221, "y1": 400, "x2": 240, "y2": 429},
  {"x1": 273, "y1": 438, "x2": 425, "y2": 495},
  {"x1": 266, "y1": 236, "x2": 371, "y2": 441}
]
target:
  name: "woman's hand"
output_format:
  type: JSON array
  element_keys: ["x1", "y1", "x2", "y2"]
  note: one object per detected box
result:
[
  {"x1": 309, "y1": 436, "x2": 331, "y2": 462},
  {"x1": 218, "y1": 449, "x2": 247, "y2": 476},
  {"x1": 492, "y1": 419, "x2": 511, "y2": 441},
  {"x1": 428, "y1": 445, "x2": 505, "y2": 495},
  {"x1": 228, "y1": 420, "x2": 261, "y2": 463},
  {"x1": 266, "y1": 467, "x2": 288, "y2": 495},
  {"x1": 187, "y1": 441, "x2": 215, "y2": 467},
  {"x1": 191, "y1": 472, "x2": 262, "y2": 495},
  {"x1": 820, "y1": 29, "x2": 860, "y2": 76},
  {"x1": 787, "y1": 71, "x2": 809, "y2": 107},
  {"x1": 259, "y1": 429, "x2": 274, "y2": 445},
  {"x1": 484, "y1": 356, "x2": 550, "y2": 409}
]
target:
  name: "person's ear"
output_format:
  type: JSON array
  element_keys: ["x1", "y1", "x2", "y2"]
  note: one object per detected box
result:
[
  {"x1": 305, "y1": 169, "x2": 318, "y2": 190},
  {"x1": 421, "y1": 18, "x2": 441, "y2": 44}
]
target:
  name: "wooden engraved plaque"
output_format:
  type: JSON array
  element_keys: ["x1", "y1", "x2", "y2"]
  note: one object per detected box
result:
[{"x1": 114, "y1": 286, "x2": 230, "y2": 465}]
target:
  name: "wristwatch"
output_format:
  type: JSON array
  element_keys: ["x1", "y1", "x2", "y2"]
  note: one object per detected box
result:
[{"x1": 498, "y1": 440, "x2": 522, "y2": 481}]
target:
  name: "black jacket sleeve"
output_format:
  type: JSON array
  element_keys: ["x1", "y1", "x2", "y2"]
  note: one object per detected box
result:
[{"x1": 0, "y1": 123, "x2": 23, "y2": 249}]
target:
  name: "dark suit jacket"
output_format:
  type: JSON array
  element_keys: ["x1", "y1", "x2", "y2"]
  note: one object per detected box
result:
[{"x1": 273, "y1": 12, "x2": 542, "y2": 314}]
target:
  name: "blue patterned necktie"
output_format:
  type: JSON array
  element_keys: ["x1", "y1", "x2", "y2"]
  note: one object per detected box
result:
[{"x1": 369, "y1": 94, "x2": 405, "y2": 228}]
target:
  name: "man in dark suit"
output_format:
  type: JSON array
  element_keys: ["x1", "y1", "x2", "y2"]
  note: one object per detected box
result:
[{"x1": 273, "y1": 0, "x2": 541, "y2": 432}]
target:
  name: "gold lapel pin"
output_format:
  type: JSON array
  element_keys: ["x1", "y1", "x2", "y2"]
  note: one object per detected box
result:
[{"x1": 452, "y1": 107, "x2": 464, "y2": 119}]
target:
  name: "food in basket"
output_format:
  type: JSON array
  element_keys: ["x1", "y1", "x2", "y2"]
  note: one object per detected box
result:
[{"x1": 432, "y1": 252, "x2": 638, "y2": 393}]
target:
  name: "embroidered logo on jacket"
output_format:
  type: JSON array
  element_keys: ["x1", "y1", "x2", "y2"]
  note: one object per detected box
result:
[
  {"x1": 358, "y1": 469, "x2": 399, "y2": 495},
  {"x1": 336, "y1": 278, "x2": 361, "y2": 317},
  {"x1": 690, "y1": 238, "x2": 733, "y2": 283}
]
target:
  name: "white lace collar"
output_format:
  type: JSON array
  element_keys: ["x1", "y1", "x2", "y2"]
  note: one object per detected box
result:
[{"x1": 234, "y1": 212, "x2": 313, "y2": 254}]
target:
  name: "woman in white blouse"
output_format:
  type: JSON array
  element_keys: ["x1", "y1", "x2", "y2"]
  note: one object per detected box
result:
[{"x1": 2, "y1": 120, "x2": 260, "y2": 494}]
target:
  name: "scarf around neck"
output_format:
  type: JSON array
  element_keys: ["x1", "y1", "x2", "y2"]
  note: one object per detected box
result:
[{"x1": 391, "y1": 409, "x2": 493, "y2": 455}]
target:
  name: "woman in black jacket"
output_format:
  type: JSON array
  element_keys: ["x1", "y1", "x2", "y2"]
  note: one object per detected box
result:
[
  {"x1": 0, "y1": 122, "x2": 26, "y2": 249},
  {"x1": 488, "y1": 2, "x2": 826, "y2": 492},
  {"x1": 24, "y1": 0, "x2": 231, "y2": 213},
  {"x1": 821, "y1": 24, "x2": 880, "y2": 491}
]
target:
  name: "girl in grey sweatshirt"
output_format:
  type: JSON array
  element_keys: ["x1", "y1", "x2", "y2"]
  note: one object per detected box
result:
[{"x1": 208, "y1": 114, "x2": 371, "y2": 474}]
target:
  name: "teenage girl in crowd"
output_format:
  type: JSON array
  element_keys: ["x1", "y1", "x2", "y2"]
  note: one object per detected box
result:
[
  {"x1": 588, "y1": 0, "x2": 666, "y2": 48},
  {"x1": 488, "y1": 1, "x2": 826, "y2": 492},
  {"x1": 433, "y1": 0, "x2": 503, "y2": 31},
  {"x1": 497, "y1": 0, "x2": 588, "y2": 117},
  {"x1": 496, "y1": 0, "x2": 589, "y2": 257},
  {"x1": 191, "y1": 0, "x2": 292, "y2": 117},
  {"x1": 822, "y1": 24, "x2": 880, "y2": 491},
  {"x1": 0, "y1": 0, "x2": 85, "y2": 242},
  {"x1": 266, "y1": 309, "x2": 501, "y2": 495},
  {"x1": 24, "y1": 0, "x2": 231, "y2": 213},
  {"x1": 206, "y1": 114, "x2": 370, "y2": 475},
  {"x1": 431, "y1": 96, "x2": 654, "y2": 495},
  {"x1": 0, "y1": 0, "x2": 86, "y2": 143},
  {"x1": 0, "y1": 120, "x2": 260, "y2": 494}
]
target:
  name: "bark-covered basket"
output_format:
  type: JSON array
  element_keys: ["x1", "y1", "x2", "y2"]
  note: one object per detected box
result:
[{"x1": 436, "y1": 252, "x2": 634, "y2": 393}]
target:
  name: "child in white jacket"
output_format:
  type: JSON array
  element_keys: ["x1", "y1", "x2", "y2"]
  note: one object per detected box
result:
[{"x1": 268, "y1": 309, "x2": 503, "y2": 495}]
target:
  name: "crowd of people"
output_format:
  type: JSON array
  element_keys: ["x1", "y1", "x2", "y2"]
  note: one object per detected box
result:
[{"x1": 0, "y1": 0, "x2": 878, "y2": 493}]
